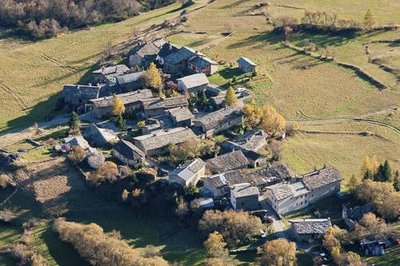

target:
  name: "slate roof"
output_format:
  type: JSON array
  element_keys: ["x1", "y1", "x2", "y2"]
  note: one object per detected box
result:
[
  {"x1": 93, "y1": 65, "x2": 130, "y2": 76},
  {"x1": 302, "y1": 166, "x2": 341, "y2": 191},
  {"x1": 204, "y1": 170, "x2": 247, "y2": 189},
  {"x1": 90, "y1": 89, "x2": 153, "y2": 108},
  {"x1": 113, "y1": 140, "x2": 144, "y2": 160},
  {"x1": 164, "y1": 46, "x2": 201, "y2": 65},
  {"x1": 116, "y1": 71, "x2": 145, "y2": 85},
  {"x1": 231, "y1": 183, "x2": 260, "y2": 198},
  {"x1": 206, "y1": 150, "x2": 249, "y2": 173},
  {"x1": 267, "y1": 183, "x2": 294, "y2": 201},
  {"x1": 189, "y1": 56, "x2": 217, "y2": 69},
  {"x1": 133, "y1": 127, "x2": 196, "y2": 152},
  {"x1": 136, "y1": 43, "x2": 160, "y2": 58},
  {"x1": 177, "y1": 73, "x2": 209, "y2": 89},
  {"x1": 158, "y1": 42, "x2": 181, "y2": 58},
  {"x1": 63, "y1": 84, "x2": 102, "y2": 98},
  {"x1": 237, "y1": 57, "x2": 257, "y2": 67},
  {"x1": 64, "y1": 136, "x2": 91, "y2": 150},
  {"x1": 84, "y1": 124, "x2": 119, "y2": 144},
  {"x1": 168, "y1": 107, "x2": 194, "y2": 122},
  {"x1": 170, "y1": 158, "x2": 206, "y2": 182},
  {"x1": 143, "y1": 96, "x2": 188, "y2": 111},
  {"x1": 291, "y1": 219, "x2": 332, "y2": 235},
  {"x1": 197, "y1": 107, "x2": 242, "y2": 131},
  {"x1": 236, "y1": 130, "x2": 267, "y2": 151}
]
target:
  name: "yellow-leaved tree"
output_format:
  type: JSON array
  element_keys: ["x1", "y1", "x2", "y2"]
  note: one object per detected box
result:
[
  {"x1": 144, "y1": 62, "x2": 162, "y2": 91},
  {"x1": 112, "y1": 95, "x2": 125, "y2": 116},
  {"x1": 360, "y1": 155, "x2": 379, "y2": 180},
  {"x1": 243, "y1": 101, "x2": 262, "y2": 129},
  {"x1": 260, "y1": 106, "x2": 286, "y2": 136},
  {"x1": 225, "y1": 87, "x2": 238, "y2": 106}
]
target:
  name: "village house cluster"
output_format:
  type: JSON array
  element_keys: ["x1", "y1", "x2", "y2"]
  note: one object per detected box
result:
[{"x1": 59, "y1": 38, "x2": 343, "y2": 245}]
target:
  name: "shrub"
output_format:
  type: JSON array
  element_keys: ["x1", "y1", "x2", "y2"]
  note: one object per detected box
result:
[
  {"x1": 67, "y1": 146, "x2": 86, "y2": 163},
  {"x1": 53, "y1": 219, "x2": 168, "y2": 266},
  {"x1": 199, "y1": 210, "x2": 263, "y2": 247},
  {"x1": 87, "y1": 161, "x2": 119, "y2": 185}
]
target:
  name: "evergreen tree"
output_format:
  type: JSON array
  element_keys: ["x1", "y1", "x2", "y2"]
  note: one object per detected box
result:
[
  {"x1": 375, "y1": 160, "x2": 393, "y2": 182},
  {"x1": 225, "y1": 86, "x2": 238, "y2": 106},
  {"x1": 197, "y1": 90, "x2": 209, "y2": 107},
  {"x1": 68, "y1": 111, "x2": 80, "y2": 135},
  {"x1": 363, "y1": 169, "x2": 374, "y2": 180},
  {"x1": 115, "y1": 114, "x2": 126, "y2": 129}
]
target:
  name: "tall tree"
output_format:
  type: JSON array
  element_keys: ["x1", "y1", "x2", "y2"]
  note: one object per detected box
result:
[
  {"x1": 243, "y1": 102, "x2": 262, "y2": 129},
  {"x1": 360, "y1": 155, "x2": 378, "y2": 179},
  {"x1": 394, "y1": 170, "x2": 400, "y2": 192},
  {"x1": 225, "y1": 87, "x2": 238, "y2": 106},
  {"x1": 363, "y1": 9, "x2": 375, "y2": 29},
  {"x1": 144, "y1": 62, "x2": 162, "y2": 92},
  {"x1": 68, "y1": 111, "x2": 80, "y2": 135},
  {"x1": 261, "y1": 238, "x2": 297, "y2": 266},
  {"x1": 112, "y1": 95, "x2": 125, "y2": 116},
  {"x1": 260, "y1": 106, "x2": 286, "y2": 136}
]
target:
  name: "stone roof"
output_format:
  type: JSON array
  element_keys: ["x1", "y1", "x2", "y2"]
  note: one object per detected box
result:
[
  {"x1": 204, "y1": 170, "x2": 247, "y2": 189},
  {"x1": 168, "y1": 107, "x2": 194, "y2": 122},
  {"x1": 231, "y1": 183, "x2": 260, "y2": 198},
  {"x1": 90, "y1": 89, "x2": 153, "y2": 108},
  {"x1": 197, "y1": 107, "x2": 243, "y2": 131},
  {"x1": 170, "y1": 158, "x2": 206, "y2": 182},
  {"x1": 236, "y1": 130, "x2": 267, "y2": 151},
  {"x1": 84, "y1": 124, "x2": 119, "y2": 144},
  {"x1": 291, "y1": 219, "x2": 332, "y2": 235},
  {"x1": 158, "y1": 42, "x2": 181, "y2": 58},
  {"x1": 189, "y1": 56, "x2": 217, "y2": 69},
  {"x1": 177, "y1": 73, "x2": 209, "y2": 89},
  {"x1": 164, "y1": 46, "x2": 201, "y2": 65},
  {"x1": 64, "y1": 136, "x2": 91, "y2": 150},
  {"x1": 116, "y1": 71, "x2": 145, "y2": 85},
  {"x1": 143, "y1": 96, "x2": 188, "y2": 111},
  {"x1": 206, "y1": 150, "x2": 249, "y2": 173},
  {"x1": 302, "y1": 166, "x2": 341, "y2": 191},
  {"x1": 267, "y1": 183, "x2": 294, "y2": 201},
  {"x1": 63, "y1": 84, "x2": 102, "y2": 98},
  {"x1": 93, "y1": 65, "x2": 130, "y2": 76},
  {"x1": 133, "y1": 127, "x2": 196, "y2": 152},
  {"x1": 237, "y1": 57, "x2": 257, "y2": 66},
  {"x1": 113, "y1": 140, "x2": 144, "y2": 160},
  {"x1": 136, "y1": 43, "x2": 160, "y2": 58}
]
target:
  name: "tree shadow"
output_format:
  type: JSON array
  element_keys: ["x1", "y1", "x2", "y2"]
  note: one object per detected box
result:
[
  {"x1": 226, "y1": 31, "x2": 282, "y2": 50},
  {"x1": 218, "y1": 67, "x2": 242, "y2": 79}
]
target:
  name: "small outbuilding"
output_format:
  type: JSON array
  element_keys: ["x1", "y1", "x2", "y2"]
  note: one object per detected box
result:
[
  {"x1": 237, "y1": 57, "x2": 257, "y2": 73},
  {"x1": 290, "y1": 218, "x2": 332, "y2": 242},
  {"x1": 169, "y1": 158, "x2": 206, "y2": 187}
]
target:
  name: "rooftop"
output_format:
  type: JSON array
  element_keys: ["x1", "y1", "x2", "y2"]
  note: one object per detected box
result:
[
  {"x1": 204, "y1": 170, "x2": 247, "y2": 189},
  {"x1": 189, "y1": 56, "x2": 217, "y2": 69},
  {"x1": 231, "y1": 183, "x2": 260, "y2": 198},
  {"x1": 177, "y1": 73, "x2": 209, "y2": 89},
  {"x1": 164, "y1": 46, "x2": 201, "y2": 65},
  {"x1": 168, "y1": 107, "x2": 194, "y2": 122},
  {"x1": 143, "y1": 96, "x2": 188, "y2": 111},
  {"x1": 206, "y1": 150, "x2": 249, "y2": 173},
  {"x1": 133, "y1": 127, "x2": 196, "y2": 152},
  {"x1": 93, "y1": 65, "x2": 130, "y2": 76},
  {"x1": 113, "y1": 140, "x2": 144, "y2": 160},
  {"x1": 116, "y1": 71, "x2": 145, "y2": 85},
  {"x1": 170, "y1": 158, "x2": 206, "y2": 182},
  {"x1": 302, "y1": 166, "x2": 341, "y2": 190},
  {"x1": 196, "y1": 107, "x2": 242, "y2": 131},
  {"x1": 291, "y1": 219, "x2": 332, "y2": 235},
  {"x1": 90, "y1": 89, "x2": 153, "y2": 108},
  {"x1": 237, "y1": 57, "x2": 257, "y2": 66}
]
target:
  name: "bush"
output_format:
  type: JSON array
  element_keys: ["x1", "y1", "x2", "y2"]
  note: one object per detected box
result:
[
  {"x1": 53, "y1": 219, "x2": 168, "y2": 266},
  {"x1": 67, "y1": 146, "x2": 86, "y2": 163},
  {"x1": 87, "y1": 161, "x2": 119, "y2": 185},
  {"x1": 199, "y1": 210, "x2": 264, "y2": 247}
]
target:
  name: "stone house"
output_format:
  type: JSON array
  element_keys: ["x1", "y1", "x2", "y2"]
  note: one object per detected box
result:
[
  {"x1": 115, "y1": 71, "x2": 145, "y2": 92},
  {"x1": 188, "y1": 56, "x2": 218, "y2": 76},
  {"x1": 112, "y1": 140, "x2": 145, "y2": 168},
  {"x1": 63, "y1": 84, "x2": 105, "y2": 110},
  {"x1": 163, "y1": 46, "x2": 201, "y2": 74},
  {"x1": 177, "y1": 73, "x2": 209, "y2": 95},
  {"x1": 202, "y1": 170, "x2": 247, "y2": 199},
  {"x1": 230, "y1": 183, "x2": 260, "y2": 211},
  {"x1": 157, "y1": 42, "x2": 181, "y2": 65},
  {"x1": 169, "y1": 158, "x2": 206, "y2": 187},
  {"x1": 142, "y1": 96, "x2": 188, "y2": 117},
  {"x1": 167, "y1": 107, "x2": 194, "y2": 127},
  {"x1": 237, "y1": 57, "x2": 257, "y2": 73},
  {"x1": 265, "y1": 166, "x2": 342, "y2": 215},
  {"x1": 92, "y1": 65, "x2": 130, "y2": 84},
  {"x1": 141, "y1": 118, "x2": 162, "y2": 135},
  {"x1": 290, "y1": 219, "x2": 332, "y2": 242},
  {"x1": 128, "y1": 39, "x2": 167, "y2": 67},
  {"x1": 133, "y1": 127, "x2": 196, "y2": 156},
  {"x1": 83, "y1": 124, "x2": 119, "y2": 148},
  {"x1": 195, "y1": 107, "x2": 243, "y2": 137},
  {"x1": 206, "y1": 150, "x2": 249, "y2": 174},
  {"x1": 88, "y1": 89, "x2": 153, "y2": 118}
]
